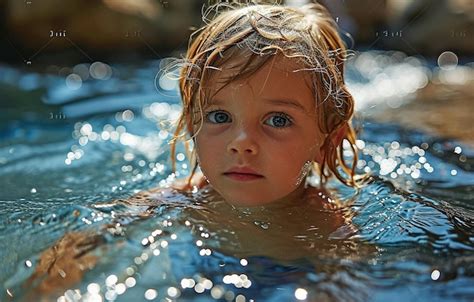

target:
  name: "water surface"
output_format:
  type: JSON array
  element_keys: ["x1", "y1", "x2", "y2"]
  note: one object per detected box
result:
[{"x1": 1, "y1": 52, "x2": 473, "y2": 301}]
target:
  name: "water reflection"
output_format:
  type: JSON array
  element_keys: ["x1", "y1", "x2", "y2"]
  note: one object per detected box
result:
[{"x1": 1, "y1": 52, "x2": 473, "y2": 301}]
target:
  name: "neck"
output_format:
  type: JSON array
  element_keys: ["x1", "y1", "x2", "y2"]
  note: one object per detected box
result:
[{"x1": 229, "y1": 180, "x2": 311, "y2": 211}]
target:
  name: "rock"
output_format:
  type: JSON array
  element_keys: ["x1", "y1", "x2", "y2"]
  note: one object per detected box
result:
[
  {"x1": 382, "y1": 0, "x2": 474, "y2": 56},
  {"x1": 4, "y1": 0, "x2": 205, "y2": 61}
]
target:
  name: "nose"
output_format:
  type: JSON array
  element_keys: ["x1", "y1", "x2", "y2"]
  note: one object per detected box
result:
[{"x1": 227, "y1": 127, "x2": 259, "y2": 155}]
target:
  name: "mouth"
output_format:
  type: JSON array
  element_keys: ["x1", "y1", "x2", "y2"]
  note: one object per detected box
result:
[
  {"x1": 223, "y1": 172, "x2": 264, "y2": 181},
  {"x1": 223, "y1": 167, "x2": 264, "y2": 181}
]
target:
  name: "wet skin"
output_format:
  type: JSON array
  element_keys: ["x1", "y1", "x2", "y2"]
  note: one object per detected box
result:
[{"x1": 195, "y1": 55, "x2": 326, "y2": 207}]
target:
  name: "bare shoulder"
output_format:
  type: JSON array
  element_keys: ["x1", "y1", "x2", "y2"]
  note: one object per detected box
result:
[
  {"x1": 170, "y1": 171, "x2": 208, "y2": 191},
  {"x1": 304, "y1": 186, "x2": 341, "y2": 210},
  {"x1": 27, "y1": 175, "x2": 211, "y2": 294},
  {"x1": 105, "y1": 172, "x2": 208, "y2": 208}
]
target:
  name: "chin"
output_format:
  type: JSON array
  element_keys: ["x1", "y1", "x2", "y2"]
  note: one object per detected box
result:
[{"x1": 211, "y1": 183, "x2": 282, "y2": 207}]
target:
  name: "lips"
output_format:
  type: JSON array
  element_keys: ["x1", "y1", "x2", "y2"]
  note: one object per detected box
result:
[{"x1": 223, "y1": 167, "x2": 264, "y2": 181}]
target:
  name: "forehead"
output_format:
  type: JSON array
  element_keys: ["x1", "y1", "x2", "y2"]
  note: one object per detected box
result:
[{"x1": 205, "y1": 54, "x2": 315, "y2": 109}]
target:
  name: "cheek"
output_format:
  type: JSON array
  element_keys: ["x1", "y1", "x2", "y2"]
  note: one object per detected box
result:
[
  {"x1": 275, "y1": 136, "x2": 317, "y2": 160},
  {"x1": 264, "y1": 144, "x2": 308, "y2": 175},
  {"x1": 194, "y1": 136, "x2": 207, "y2": 161},
  {"x1": 195, "y1": 134, "x2": 221, "y2": 170}
]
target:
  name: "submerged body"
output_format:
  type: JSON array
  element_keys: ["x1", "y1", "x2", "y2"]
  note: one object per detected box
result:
[
  {"x1": 26, "y1": 181, "x2": 355, "y2": 297},
  {"x1": 23, "y1": 174, "x2": 474, "y2": 300}
]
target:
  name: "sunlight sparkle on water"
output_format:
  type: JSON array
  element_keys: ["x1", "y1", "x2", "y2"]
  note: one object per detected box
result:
[
  {"x1": 105, "y1": 274, "x2": 118, "y2": 286},
  {"x1": 159, "y1": 72, "x2": 178, "y2": 91},
  {"x1": 89, "y1": 61, "x2": 112, "y2": 80},
  {"x1": 223, "y1": 274, "x2": 252, "y2": 289},
  {"x1": 225, "y1": 291, "x2": 236, "y2": 301},
  {"x1": 152, "y1": 229, "x2": 163, "y2": 236},
  {"x1": 60, "y1": 289, "x2": 82, "y2": 302},
  {"x1": 210, "y1": 286, "x2": 225, "y2": 299},
  {"x1": 115, "y1": 283, "x2": 126, "y2": 295},
  {"x1": 204, "y1": 279, "x2": 213, "y2": 290},
  {"x1": 177, "y1": 153, "x2": 186, "y2": 161},
  {"x1": 101, "y1": 131, "x2": 110, "y2": 140},
  {"x1": 194, "y1": 283, "x2": 205, "y2": 293},
  {"x1": 149, "y1": 102, "x2": 171, "y2": 118},
  {"x1": 181, "y1": 278, "x2": 196, "y2": 289},
  {"x1": 80, "y1": 123, "x2": 93, "y2": 136},
  {"x1": 199, "y1": 248, "x2": 212, "y2": 256},
  {"x1": 105, "y1": 290, "x2": 117, "y2": 301},
  {"x1": 431, "y1": 269, "x2": 441, "y2": 281},
  {"x1": 125, "y1": 266, "x2": 134, "y2": 275},
  {"x1": 167, "y1": 286, "x2": 180, "y2": 298},
  {"x1": 236, "y1": 294, "x2": 247, "y2": 302},
  {"x1": 295, "y1": 288, "x2": 308, "y2": 300},
  {"x1": 125, "y1": 277, "x2": 136, "y2": 287},
  {"x1": 438, "y1": 51, "x2": 458, "y2": 70},
  {"x1": 144, "y1": 289, "x2": 157, "y2": 300},
  {"x1": 349, "y1": 52, "x2": 429, "y2": 110},
  {"x1": 158, "y1": 129, "x2": 168, "y2": 139},
  {"x1": 361, "y1": 140, "x2": 433, "y2": 180},
  {"x1": 122, "y1": 110, "x2": 134, "y2": 122},
  {"x1": 87, "y1": 283, "x2": 101, "y2": 295}
]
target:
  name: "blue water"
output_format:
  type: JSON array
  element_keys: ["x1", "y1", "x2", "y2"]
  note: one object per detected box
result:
[{"x1": 1, "y1": 53, "x2": 473, "y2": 301}]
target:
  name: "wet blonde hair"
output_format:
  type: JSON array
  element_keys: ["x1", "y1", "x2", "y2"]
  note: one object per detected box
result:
[{"x1": 170, "y1": 1, "x2": 363, "y2": 188}]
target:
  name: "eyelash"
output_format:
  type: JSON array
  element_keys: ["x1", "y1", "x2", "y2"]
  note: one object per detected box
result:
[
  {"x1": 205, "y1": 109, "x2": 231, "y2": 124},
  {"x1": 266, "y1": 112, "x2": 294, "y2": 128},
  {"x1": 204, "y1": 109, "x2": 294, "y2": 128}
]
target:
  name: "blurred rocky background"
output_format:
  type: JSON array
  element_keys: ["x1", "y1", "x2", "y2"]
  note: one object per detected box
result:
[
  {"x1": 0, "y1": 0, "x2": 472, "y2": 66},
  {"x1": 322, "y1": 0, "x2": 473, "y2": 56},
  {"x1": 0, "y1": 0, "x2": 206, "y2": 66}
]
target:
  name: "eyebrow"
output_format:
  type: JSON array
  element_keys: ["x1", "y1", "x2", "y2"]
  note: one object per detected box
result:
[
  {"x1": 208, "y1": 98, "x2": 311, "y2": 114},
  {"x1": 263, "y1": 98, "x2": 309, "y2": 113}
]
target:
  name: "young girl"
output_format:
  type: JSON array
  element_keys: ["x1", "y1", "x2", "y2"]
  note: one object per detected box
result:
[
  {"x1": 28, "y1": 2, "x2": 366, "y2": 296},
  {"x1": 170, "y1": 1, "x2": 361, "y2": 206}
]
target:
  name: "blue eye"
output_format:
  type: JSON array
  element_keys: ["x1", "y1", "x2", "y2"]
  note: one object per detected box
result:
[
  {"x1": 206, "y1": 110, "x2": 231, "y2": 124},
  {"x1": 264, "y1": 113, "x2": 293, "y2": 128}
]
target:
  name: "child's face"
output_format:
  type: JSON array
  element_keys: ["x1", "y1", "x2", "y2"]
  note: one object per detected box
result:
[{"x1": 194, "y1": 55, "x2": 325, "y2": 207}]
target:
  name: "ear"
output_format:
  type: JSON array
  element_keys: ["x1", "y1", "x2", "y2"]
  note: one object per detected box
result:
[
  {"x1": 332, "y1": 123, "x2": 348, "y2": 146},
  {"x1": 314, "y1": 123, "x2": 348, "y2": 163}
]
